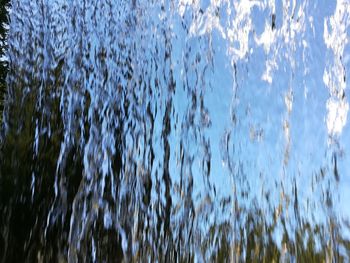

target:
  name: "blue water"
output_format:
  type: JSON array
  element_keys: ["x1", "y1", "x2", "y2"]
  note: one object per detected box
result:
[{"x1": 1, "y1": 0, "x2": 350, "y2": 261}]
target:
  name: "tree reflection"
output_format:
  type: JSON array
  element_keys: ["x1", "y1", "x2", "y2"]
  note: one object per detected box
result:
[
  {"x1": 1, "y1": 1, "x2": 350, "y2": 262},
  {"x1": 0, "y1": 0, "x2": 9, "y2": 123}
]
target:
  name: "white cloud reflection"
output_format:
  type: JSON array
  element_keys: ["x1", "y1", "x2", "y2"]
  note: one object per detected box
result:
[{"x1": 323, "y1": 0, "x2": 350, "y2": 137}]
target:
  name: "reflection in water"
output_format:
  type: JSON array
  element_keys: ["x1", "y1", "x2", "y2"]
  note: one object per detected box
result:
[
  {"x1": 0, "y1": 0, "x2": 8, "y2": 124},
  {"x1": 324, "y1": 0, "x2": 349, "y2": 138},
  {"x1": 1, "y1": 0, "x2": 350, "y2": 262}
]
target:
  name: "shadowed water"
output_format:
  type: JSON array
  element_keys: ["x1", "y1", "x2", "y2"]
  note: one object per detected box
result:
[{"x1": 1, "y1": 0, "x2": 350, "y2": 262}]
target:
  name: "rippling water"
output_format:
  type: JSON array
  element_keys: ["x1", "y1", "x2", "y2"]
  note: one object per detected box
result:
[{"x1": 1, "y1": 0, "x2": 350, "y2": 262}]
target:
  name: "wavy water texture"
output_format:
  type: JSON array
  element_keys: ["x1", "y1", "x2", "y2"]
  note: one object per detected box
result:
[{"x1": 1, "y1": 0, "x2": 350, "y2": 262}]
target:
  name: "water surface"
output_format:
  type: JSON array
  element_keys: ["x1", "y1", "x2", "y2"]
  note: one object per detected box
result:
[{"x1": 1, "y1": 0, "x2": 350, "y2": 262}]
